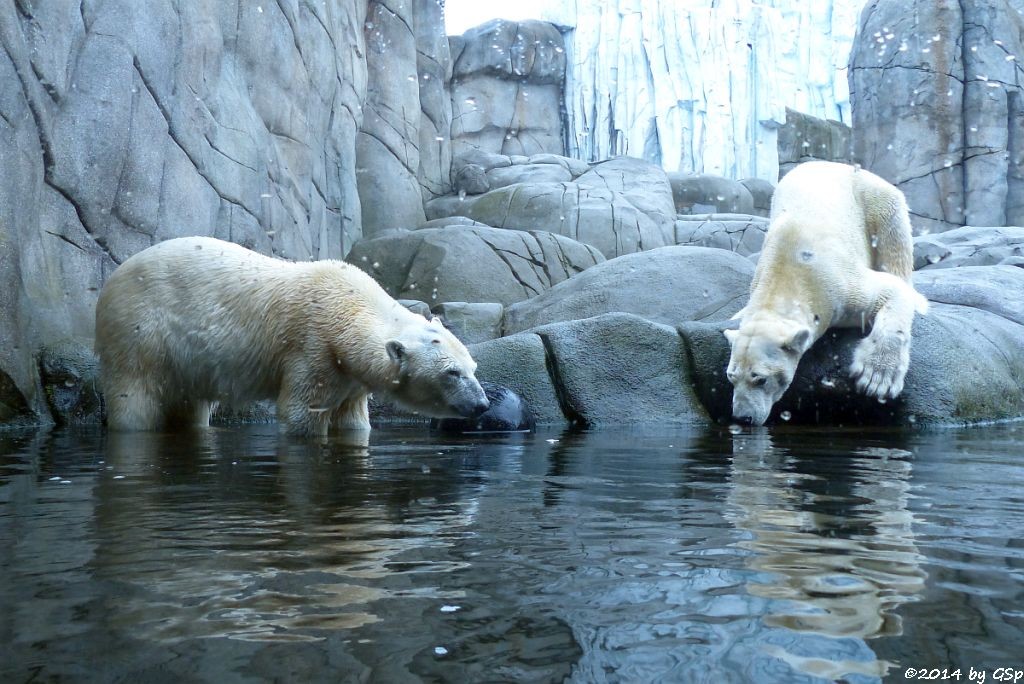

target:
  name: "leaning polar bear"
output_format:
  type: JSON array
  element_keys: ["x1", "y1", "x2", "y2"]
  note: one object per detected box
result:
[
  {"x1": 95, "y1": 237, "x2": 489, "y2": 435},
  {"x1": 725, "y1": 161, "x2": 928, "y2": 425}
]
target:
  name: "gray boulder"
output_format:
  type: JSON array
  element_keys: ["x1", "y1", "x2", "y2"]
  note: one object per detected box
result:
[
  {"x1": 468, "y1": 333, "x2": 565, "y2": 424},
  {"x1": 432, "y1": 302, "x2": 504, "y2": 345},
  {"x1": 346, "y1": 224, "x2": 604, "y2": 305},
  {"x1": 453, "y1": 164, "x2": 490, "y2": 196},
  {"x1": 913, "y1": 266, "x2": 1024, "y2": 326},
  {"x1": 471, "y1": 313, "x2": 709, "y2": 426},
  {"x1": 667, "y1": 173, "x2": 755, "y2": 215},
  {"x1": 485, "y1": 164, "x2": 573, "y2": 190},
  {"x1": 739, "y1": 178, "x2": 775, "y2": 217},
  {"x1": 674, "y1": 214, "x2": 769, "y2": 256},
  {"x1": 426, "y1": 157, "x2": 676, "y2": 259},
  {"x1": 449, "y1": 20, "x2": 565, "y2": 158},
  {"x1": 913, "y1": 226, "x2": 1024, "y2": 269},
  {"x1": 777, "y1": 108, "x2": 852, "y2": 179},
  {"x1": 503, "y1": 246, "x2": 754, "y2": 335},
  {"x1": 681, "y1": 303, "x2": 1024, "y2": 426}
]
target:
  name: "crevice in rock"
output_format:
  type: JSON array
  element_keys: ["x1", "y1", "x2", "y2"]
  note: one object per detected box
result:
[
  {"x1": 44, "y1": 230, "x2": 86, "y2": 252},
  {"x1": 43, "y1": 179, "x2": 121, "y2": 265},
  {"x1": 476, "y1": 234, "x2": 542, "y2": 297},
  {"x1": 537, "y1": 331, "x2": 584, "y2": 426},
  {"x1": 132, "y1": 56, "x2": 261, "y2": 226}
]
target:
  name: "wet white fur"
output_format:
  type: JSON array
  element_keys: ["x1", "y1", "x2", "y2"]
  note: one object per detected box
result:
[
  {"x1": 96, "y1": 236, "x2": 481, "y2": 435},
  {"x1": 725, "y1": 161, "x2": 928, "y2": 425}
]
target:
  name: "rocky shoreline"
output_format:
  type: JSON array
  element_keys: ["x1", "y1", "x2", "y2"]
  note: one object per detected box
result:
[{"x1": 2, "y1": 1, "x2": 1023, "y2": 430}]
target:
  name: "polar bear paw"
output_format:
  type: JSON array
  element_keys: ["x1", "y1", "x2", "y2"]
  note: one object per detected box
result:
[{"x1": 850, "y1": 331, "x2": 910, "y2": 400}]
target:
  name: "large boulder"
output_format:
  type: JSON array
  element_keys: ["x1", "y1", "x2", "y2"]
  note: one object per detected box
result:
[
  {"x1": 667, "y1": 173, "x2": 755, "y2": 215},
  {"x1": 449, "y1": 19, "x2": 565, "y2": 158},
  {"x1": 913, "y1": 226, "x2": 1024, "y2": 269},
  {"x1": 674, "y1": 214, "x2": 769, "y2": 256},
  {"x1": 777, "y1": 108, "x2": 852, "y2": 179},
  {"x1": 850, "y1": 0, "x2": 1024, "y2": 232},
  {"x1": 472, "y1": 313, "x2": 709, "y2": 426},
  {"x1": 913, "y1": 266, "x2": 1024, "y2": 326},
  {"x1": 346, "y1": 223, "x2": 604, "y2": 306},
  {"x1": 681, "y1": 303, "x2": 1024, "y2": 426},
  {"x1": 503, "y1": 246, "x2": 754, "y2": 335},
  {"x1": 425, "y1": 157, "x2": 676, "y2": 259}
]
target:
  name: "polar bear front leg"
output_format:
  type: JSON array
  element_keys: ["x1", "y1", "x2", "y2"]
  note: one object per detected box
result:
[
  {"x1": 850, "y1": 273, "x2": 923, "y2": 400},
  {"x1": 277, "y1": 363, "x2": 332, "y2": 436}
]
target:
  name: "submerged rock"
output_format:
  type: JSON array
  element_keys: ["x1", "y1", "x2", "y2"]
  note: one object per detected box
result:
[{"x1": 431, "y1": 382, "x2": 536, "y2": 433}]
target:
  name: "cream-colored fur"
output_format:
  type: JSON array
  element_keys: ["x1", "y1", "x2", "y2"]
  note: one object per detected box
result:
[
  {"x1": 95, "y1": 237, "x2": 488, "y2": 435},
  {"x1": 725, "y1": 161, "x2": 928, "y2": 425}
]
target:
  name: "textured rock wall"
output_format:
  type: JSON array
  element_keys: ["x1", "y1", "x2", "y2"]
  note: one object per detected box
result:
[
  {"x1": 850, "y1": 0, "x2": 1024, "y2": 233},
  {"x1": 1, "y1": 0, "x2": 476, "y2": 424},
  {"x1": 448, "y1": 19, "x2": 566, "y2": 159},
  {"x1": 358, "y1": 0, "x2": 455, "y2": 237},
  {"x1": 561, "y1": 0, "x2": 866, "y2": 181}
]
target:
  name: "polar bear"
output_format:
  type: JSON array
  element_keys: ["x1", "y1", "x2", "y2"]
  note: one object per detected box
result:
[
  {"x1": 95, "y1": 236, "x2": 489, "y2": 435},
  {"x1": 725, "y1": 161, "x2": 928, "y2": 425}
]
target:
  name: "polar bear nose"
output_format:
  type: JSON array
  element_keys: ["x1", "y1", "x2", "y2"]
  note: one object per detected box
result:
[
  {"x1": 469, "y1": 398, "x2": 490, "y2": 417},
  {"x1": 733, "y1": 415, "x2": 755, "y2": 426}
]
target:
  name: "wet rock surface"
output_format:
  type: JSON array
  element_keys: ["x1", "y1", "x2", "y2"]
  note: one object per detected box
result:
[
  {"x1": 913, "y1": 226, "x2": 1024, "y2": 270},
  {"x1": 674, "y1": 215, "x2": 769, "y2": 257}
]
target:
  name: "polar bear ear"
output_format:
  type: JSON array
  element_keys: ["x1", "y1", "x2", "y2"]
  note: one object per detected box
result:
[
  {"x1": 723, "y1": 329, "x2": 739, "y2": 346},
  {"x1": 385, "y1": 340, "x2": 406, "y2": 364},
  {"x1": 781, "y1": 328, "x2": 812, "y2": 355}
]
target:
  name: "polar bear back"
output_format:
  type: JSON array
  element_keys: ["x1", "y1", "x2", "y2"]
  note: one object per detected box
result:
[{"x1": 769, "y1": 161, "x2": 912, "y2": 280}]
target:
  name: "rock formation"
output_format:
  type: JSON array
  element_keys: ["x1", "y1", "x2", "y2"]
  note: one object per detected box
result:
[
  {"x1": 448, "y1": 19, "x2": 566, "y2": 159},
  {"x1": 850, "y1": 0, "x2": 1024, "y2": 233}
]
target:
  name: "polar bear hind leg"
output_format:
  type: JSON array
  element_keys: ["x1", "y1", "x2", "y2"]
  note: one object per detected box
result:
[
  {"x1": 850, "y1": 271, "x2": 927, "y2": 400},
  {"x1": 104, "y1": 378, "x2": 163, "y2": 431}
]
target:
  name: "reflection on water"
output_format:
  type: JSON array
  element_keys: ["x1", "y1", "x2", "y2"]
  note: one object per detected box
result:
[{"x1": 1, "y1": 423, "x2": 1023, "y2": 682}]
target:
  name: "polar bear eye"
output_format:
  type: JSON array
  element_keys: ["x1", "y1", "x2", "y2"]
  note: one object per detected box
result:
[
  {"x1": 446, "y1": 369, "x2": 461, "y2": 379},
  {"x1": 752, "y1": 375, "x2": 768, "y2": 388}
]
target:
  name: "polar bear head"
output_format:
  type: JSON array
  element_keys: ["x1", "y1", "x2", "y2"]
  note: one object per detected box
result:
[
  {"x1": 385, "y1": 319, "x2": 489, "y2": 419},
  {"x1": 724, "y1": 317, "x2": 813, "y2": 426}
]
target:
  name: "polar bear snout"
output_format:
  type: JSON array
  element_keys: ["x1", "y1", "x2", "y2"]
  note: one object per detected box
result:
[{"x1": 448, "y1": 375, "x2": 490, "y2": 418}]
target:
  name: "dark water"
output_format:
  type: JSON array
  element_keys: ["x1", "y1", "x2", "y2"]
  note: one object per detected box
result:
[{"x1": 2, "y1": 423, "x2": 1023, "y2": 683}]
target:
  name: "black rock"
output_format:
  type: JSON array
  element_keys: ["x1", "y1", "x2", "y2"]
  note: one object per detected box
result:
[{"x1": 431, "y1": 382, "x2": 536, "y2": 433}]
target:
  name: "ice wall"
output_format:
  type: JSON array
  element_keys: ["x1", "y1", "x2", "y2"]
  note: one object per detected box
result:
[{"x1": 558, "y1": 0, "x2": 866, "y2": 181}]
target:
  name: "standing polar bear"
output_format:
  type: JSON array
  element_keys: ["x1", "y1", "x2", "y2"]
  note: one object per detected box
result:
[
  {"x1": 725, "y1": 161, "x2": 928, "y2": 425},
  {"x1": 95, "y1": 237, "x2": 489, "y2": 435}
]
